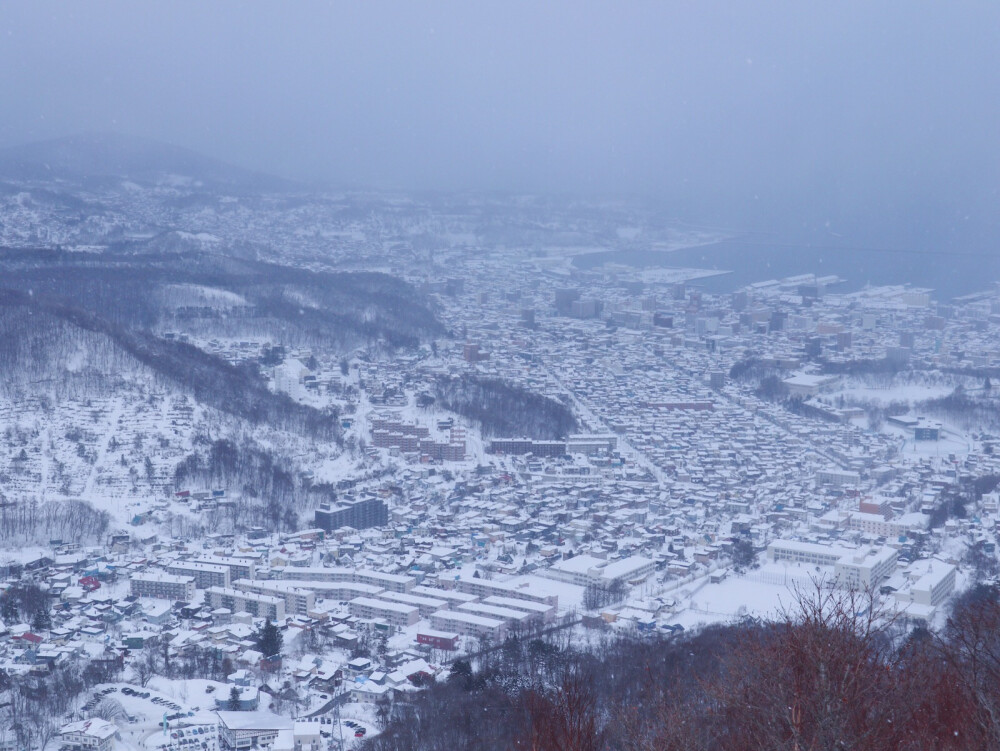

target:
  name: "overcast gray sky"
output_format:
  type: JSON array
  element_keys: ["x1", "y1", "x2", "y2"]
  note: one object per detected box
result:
[{"x1": 0, "y1": 1, "x2": 997, "y2": 236}]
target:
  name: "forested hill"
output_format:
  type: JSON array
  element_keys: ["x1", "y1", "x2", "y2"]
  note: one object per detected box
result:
[
  {"x1": 366, "y1": 585, "x2": 1000, "y2": 751},
  {"x1": 0, "y1": 289, "x2": 338, "y2": 440},
  {"x1": 435, "y1": 375, "x2": 578, "y2": 439},
  {"x1": 0, "y1": 250, "x2": 445, "y2": 351}
]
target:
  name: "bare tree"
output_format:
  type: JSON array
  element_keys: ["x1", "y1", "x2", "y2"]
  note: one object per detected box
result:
[
  {"x1": 95, "y1": 697, "x2": 128, "y2": 723},
  {"x1": 131, "y1": 647, "x2": 160, "y2": 688},
  {"x1": 939, "y1": 585, "x2": 1000, "y2": 745},
  {"x1": 521, "y1": 674, "x2": 605, "y2": 751}
]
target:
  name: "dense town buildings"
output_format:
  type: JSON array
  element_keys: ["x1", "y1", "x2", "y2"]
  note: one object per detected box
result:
[{"x1": 3, "y1": 195, "x2": 1000, "y2": 749}]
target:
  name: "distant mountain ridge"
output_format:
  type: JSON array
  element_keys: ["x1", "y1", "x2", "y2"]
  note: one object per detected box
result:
[{"x1": 0, "y1": 132, "x2": 299, "y2": 192}]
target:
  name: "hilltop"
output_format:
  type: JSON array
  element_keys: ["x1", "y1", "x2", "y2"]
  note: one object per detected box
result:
[{"x1": 0, "y1": 132, "x2": 299, "y2": 192}]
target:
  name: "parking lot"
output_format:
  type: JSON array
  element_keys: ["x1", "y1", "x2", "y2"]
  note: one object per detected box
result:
[{"x1": 146, "y1": 724, "x2": 217, "y2": 751}]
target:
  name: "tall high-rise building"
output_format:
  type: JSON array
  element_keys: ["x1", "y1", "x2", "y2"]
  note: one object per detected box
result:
[
  {"x1": 314, "y1": 498, "x2": 388, "y2": 532},
  {"x1": 554, "y1": 288, "x2": 580, "y2": 315}
]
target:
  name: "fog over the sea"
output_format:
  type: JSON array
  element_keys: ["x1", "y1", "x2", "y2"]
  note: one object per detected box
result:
[{"x1": 0, "y1": 1, "x2": 997, "y2": 243}]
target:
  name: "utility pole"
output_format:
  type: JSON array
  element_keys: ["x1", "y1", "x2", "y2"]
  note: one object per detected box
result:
[{"x1": 331, "y1": 689, "x2": 345, "y2": 751}]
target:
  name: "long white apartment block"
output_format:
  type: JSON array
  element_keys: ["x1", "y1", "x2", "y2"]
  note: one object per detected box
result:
[
  {"x1": 376, "y1": 590, "x2": 450, "y2": 618},
  {"x1": 165, "y1": 560, "x2": 230, "y2": 589},
  {"x1": 233, "y1": 579, "x2": 315, "y2": 616},
  {"x1": 348, "y1": 597, "x2": 420, "y2": 627},
  {"x1": 279, "y1": 566, "x2": 414, "y2": 593},
  {"x1": 482, "y1": 595, "x2": 557, "y2": 623},
  {"x1": 206, "y1": 586, "x2": 285, "y2": 621},
  {"x1": 452, "y1": 575, "x2": 558, "y2": 607},
  {"x1": 195, "y1": 555, "x2": 257, "y2": 581},
  {"x1": 430, "y1": 610, "x2": 506, "y2": 641},
  {"x1": 412, "y1": 585, "x2": 478, "y2": 606},
  {"x1": 458, "y1": 601, "x2": 536, "y2": 626},
  {"x1": 130, "y1": 572, "x2": 195, "y2": 601},
  {"x1": 275, "y1": 580, "x2": 385, "y2": 602}
]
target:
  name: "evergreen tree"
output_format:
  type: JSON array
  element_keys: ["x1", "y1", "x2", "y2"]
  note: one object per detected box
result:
[
  {"x1": 254, "y1": 618, "x2": 283, "y2": 658},
  {"x1": 730, "y1": 538, "x2": 758, "y2": 571},
  {"x1": 448, "y1": 659, "x2": 472, "y2": 683},
  {"x1": 31, "y1": 608, "x2": 51, "y2": 632},
  {"x1": 227, "y1": 686, "x2": 242, "y2": 711},
  {"x1": 1, "y1": 596, "x2": 17, "y2": 623}
]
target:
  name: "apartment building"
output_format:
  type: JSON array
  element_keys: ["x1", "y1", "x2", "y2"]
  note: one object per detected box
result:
[
  {"x1": 487, "y1": 439, "x2": 567, "y2": 457},
  {"x1": 377, "y1": 590, "x2": 450, "y2": 618},
  {"x1": 130, "y1": 573, "x2": 195, "y2": 602},
  {"x1": 195, "y1": 555, "x2": 257, "y2": 581},
  {"x1": 430, "y1": 610, "x2": 506, "y2": 641},
  {"x1": 453, "y1": 575, "x2": 558, "y2": 607},
  {"x1": 206, "y1": 586, "x2": 285, "y2": 621},
  {"x1": 348, "y1": 597, "x2": 420, "y2": 628},
  {"x1": 457, "y1": 601, "x2": 535, "y2": 627},
  {"x1": 315, "y1": 498, "x2": 388, "y2": 533},
  {"x1": 165, "y1": 560, "x2": 230, "y2": 589},
  {"x1": 282, "y1": 566, "x2": 414, "y2": 593},
  {"x1": 411, "y1": 585, "x2": 479, "y2": 607},
  {"x1": 274, "y1": 579, "x2": 385, "y2": 603},
  {"x1": 816, "y1": 469, "x2": 862, "y2": 487},
  {"x1": 566, "y1": 434, "x2": 618, "y2": 455},
  {"x1": 233, "y1": 579, "x2": 315, "y2": 617},
  {"x1": 482, "y1": 595, "x2": 556, "y2": 623}
]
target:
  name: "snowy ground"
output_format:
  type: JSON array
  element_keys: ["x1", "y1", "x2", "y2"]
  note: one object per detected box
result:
[
  {"x1": 833, "y1": 383, "x2": 956, "y2": 405},
  {"x1": 85, "y1": 679, "x2": 223, "y2": 751},
  {"x1": 671, "y1": 566, "x2": 811, "y2": 629},
  {"x1": 853, "y1": 417, "x2": 974, "y2": 460}
]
